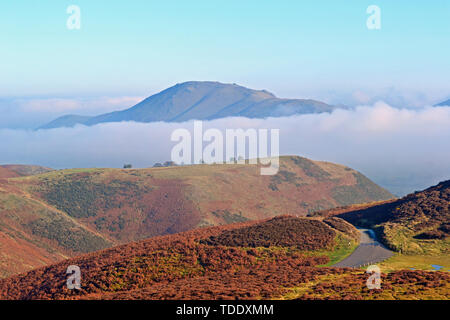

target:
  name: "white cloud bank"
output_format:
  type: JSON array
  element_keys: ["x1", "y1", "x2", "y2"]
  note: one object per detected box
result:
[
  {"x1": 1, "y1": 102, "x2": 449, "y2": 196},
  {"x1": 20, "y1": 96, "x2": 144, "y2": 113},
  {"x1": 0, "y1": 96, "x2": 144, "y2": 129}
]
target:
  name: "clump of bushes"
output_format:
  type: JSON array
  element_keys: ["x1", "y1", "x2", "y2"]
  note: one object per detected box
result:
[{"x1": 201, "y1": 216, "x2": 335, "y2": 250}]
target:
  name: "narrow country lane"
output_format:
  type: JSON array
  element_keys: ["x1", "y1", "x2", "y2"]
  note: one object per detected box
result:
[{"x1": 333, "y1": 228, "x2": 394, "y2": 268}]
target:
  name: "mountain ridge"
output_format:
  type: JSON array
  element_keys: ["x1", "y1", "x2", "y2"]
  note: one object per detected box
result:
[
  {"x1": 435, "y1": 99, "x2": 450, "y2": 107},
  {"x1": 40, "y1": 81, "x2": 336, "y2": 129}
]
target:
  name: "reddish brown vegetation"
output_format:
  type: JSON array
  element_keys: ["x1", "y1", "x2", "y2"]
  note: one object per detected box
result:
[
  {"x1": 314, "y1": 181, "x2": 449, "y2": 252},
  {"x1": 38, "y1": 172, "x2": 202, "y2": 241},
  {"x1": 89, "y1": 264, "x2": 345, "y2": 300},
  {"x1": 0, "y1": 217, "x2": 335, "y2": 300},
  {"x1": 0, "y1": 215, "x2": 447, "y2": 300},
  {"x1": 0, "y1": 165, "x2": 52, "y2": 178},
  {"x1": 0, "y1": 167, "x2": 20, "y2": 179},
  {"x1": 335, "y1": 180, "x2": 449, "y2": 232},
  {"x1": 201, "y1": 216, "x2": 335, "y2": 250}
]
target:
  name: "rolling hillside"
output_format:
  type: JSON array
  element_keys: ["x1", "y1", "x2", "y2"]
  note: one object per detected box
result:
[
  {"x1": 40, "y1": 81, "x2": 337, "y2": 129},
  {"x1": 0, "y1": 165, "x2": 52, "y2": 178},
  {"x1": 0, "y1": 156, "x2": 393, "y2": 277},
  {"x1": 318, "y1": 180, "x2": 449, "y2": 255},
  {"x1": 0, "y1": 216, "x2": 447, "y2": 300}
]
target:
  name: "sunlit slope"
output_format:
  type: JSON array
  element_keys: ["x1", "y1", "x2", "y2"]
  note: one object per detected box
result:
[
  {"x1": 0, "y1": 156, "x2": 393, "y2": 277},
  {"x1": 1, "y1": 216, "x2": 447, "y2": 300},
  {"x1": 0, "y1": 216, "x2": 362, "y2": 300}
]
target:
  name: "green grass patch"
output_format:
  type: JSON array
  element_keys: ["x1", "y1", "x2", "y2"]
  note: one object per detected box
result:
[
  {"x1": 380, "y1": 223, "x2": 449, "y2": 255},
  {"x1": 315, "y1": 234, "x2": 358, "y2": 266},
  {"x1": 377, "y1": 254, "x2": 450, "y2": 273},
  {"x1": 264, "y1": 234, "x2": 358, "y2": 267},
  {"x1": 276, "y1": 273, "x2": 351, "y2": 300}
]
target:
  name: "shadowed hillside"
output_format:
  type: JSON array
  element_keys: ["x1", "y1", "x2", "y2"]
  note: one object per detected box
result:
[
  {"x1": 319, "y1": 181, "x2": 449, "y2": 255},
  {"x1": 0, "y1": 156, "x2": 393, "y2": 277}
]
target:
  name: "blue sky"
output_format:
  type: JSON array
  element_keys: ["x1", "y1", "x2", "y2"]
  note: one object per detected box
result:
[{"x1": 1, "y1": 0, "x2": 449, "y2": 102}]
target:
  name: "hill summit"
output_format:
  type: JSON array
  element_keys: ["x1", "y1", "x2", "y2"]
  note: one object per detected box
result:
[
  {"x1": 435, "y1": 99, "x2": 450, "y2": 107},
  {"x1": 40, "y1": 81, "x2": 336, "y2": 129}
]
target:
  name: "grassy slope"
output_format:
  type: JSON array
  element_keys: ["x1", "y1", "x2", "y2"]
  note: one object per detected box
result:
[
  {"x1": 317, "y1": 234, "x2": 359, "y2": 267},
  {"x1": 377, "y1": 254, "x2": 450, "y2": 273},
  {"x1": 0, "y1": 156, "x2": 393, "y2": 277}
]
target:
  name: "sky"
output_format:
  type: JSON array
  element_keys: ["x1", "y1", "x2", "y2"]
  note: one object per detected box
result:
[
  {"x1": 0, "y1": 1, "x2": 449, "y2": 195},
  {"x1": 0, "y1": 1, "x2": 449, "y2": 105}
]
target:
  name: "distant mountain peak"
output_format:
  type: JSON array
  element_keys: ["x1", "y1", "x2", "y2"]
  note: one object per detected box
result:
[
  {"x1": 39, "y1": 81, "x2": 336, "y2": 129},
  {"x1": 435, "y1": 98, "x2": 450, "y2": 107}
]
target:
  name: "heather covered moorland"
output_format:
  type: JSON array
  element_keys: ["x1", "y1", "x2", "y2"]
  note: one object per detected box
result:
[{"x1": 0, "y1": 216, "x2": 448, "y2": 300}]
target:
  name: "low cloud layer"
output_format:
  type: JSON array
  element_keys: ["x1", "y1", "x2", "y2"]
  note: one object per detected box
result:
[
  {"x1": 1, "y1": 102, "x2": 449, "y2": 196},
  {"x1": 0, "y1": 96, "x2": 144, "y2": 129}
]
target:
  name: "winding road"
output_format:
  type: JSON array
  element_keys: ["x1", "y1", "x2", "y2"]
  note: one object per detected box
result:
[{"x1": 332, "y1": 228, "x2": 394, "y2": 268}]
